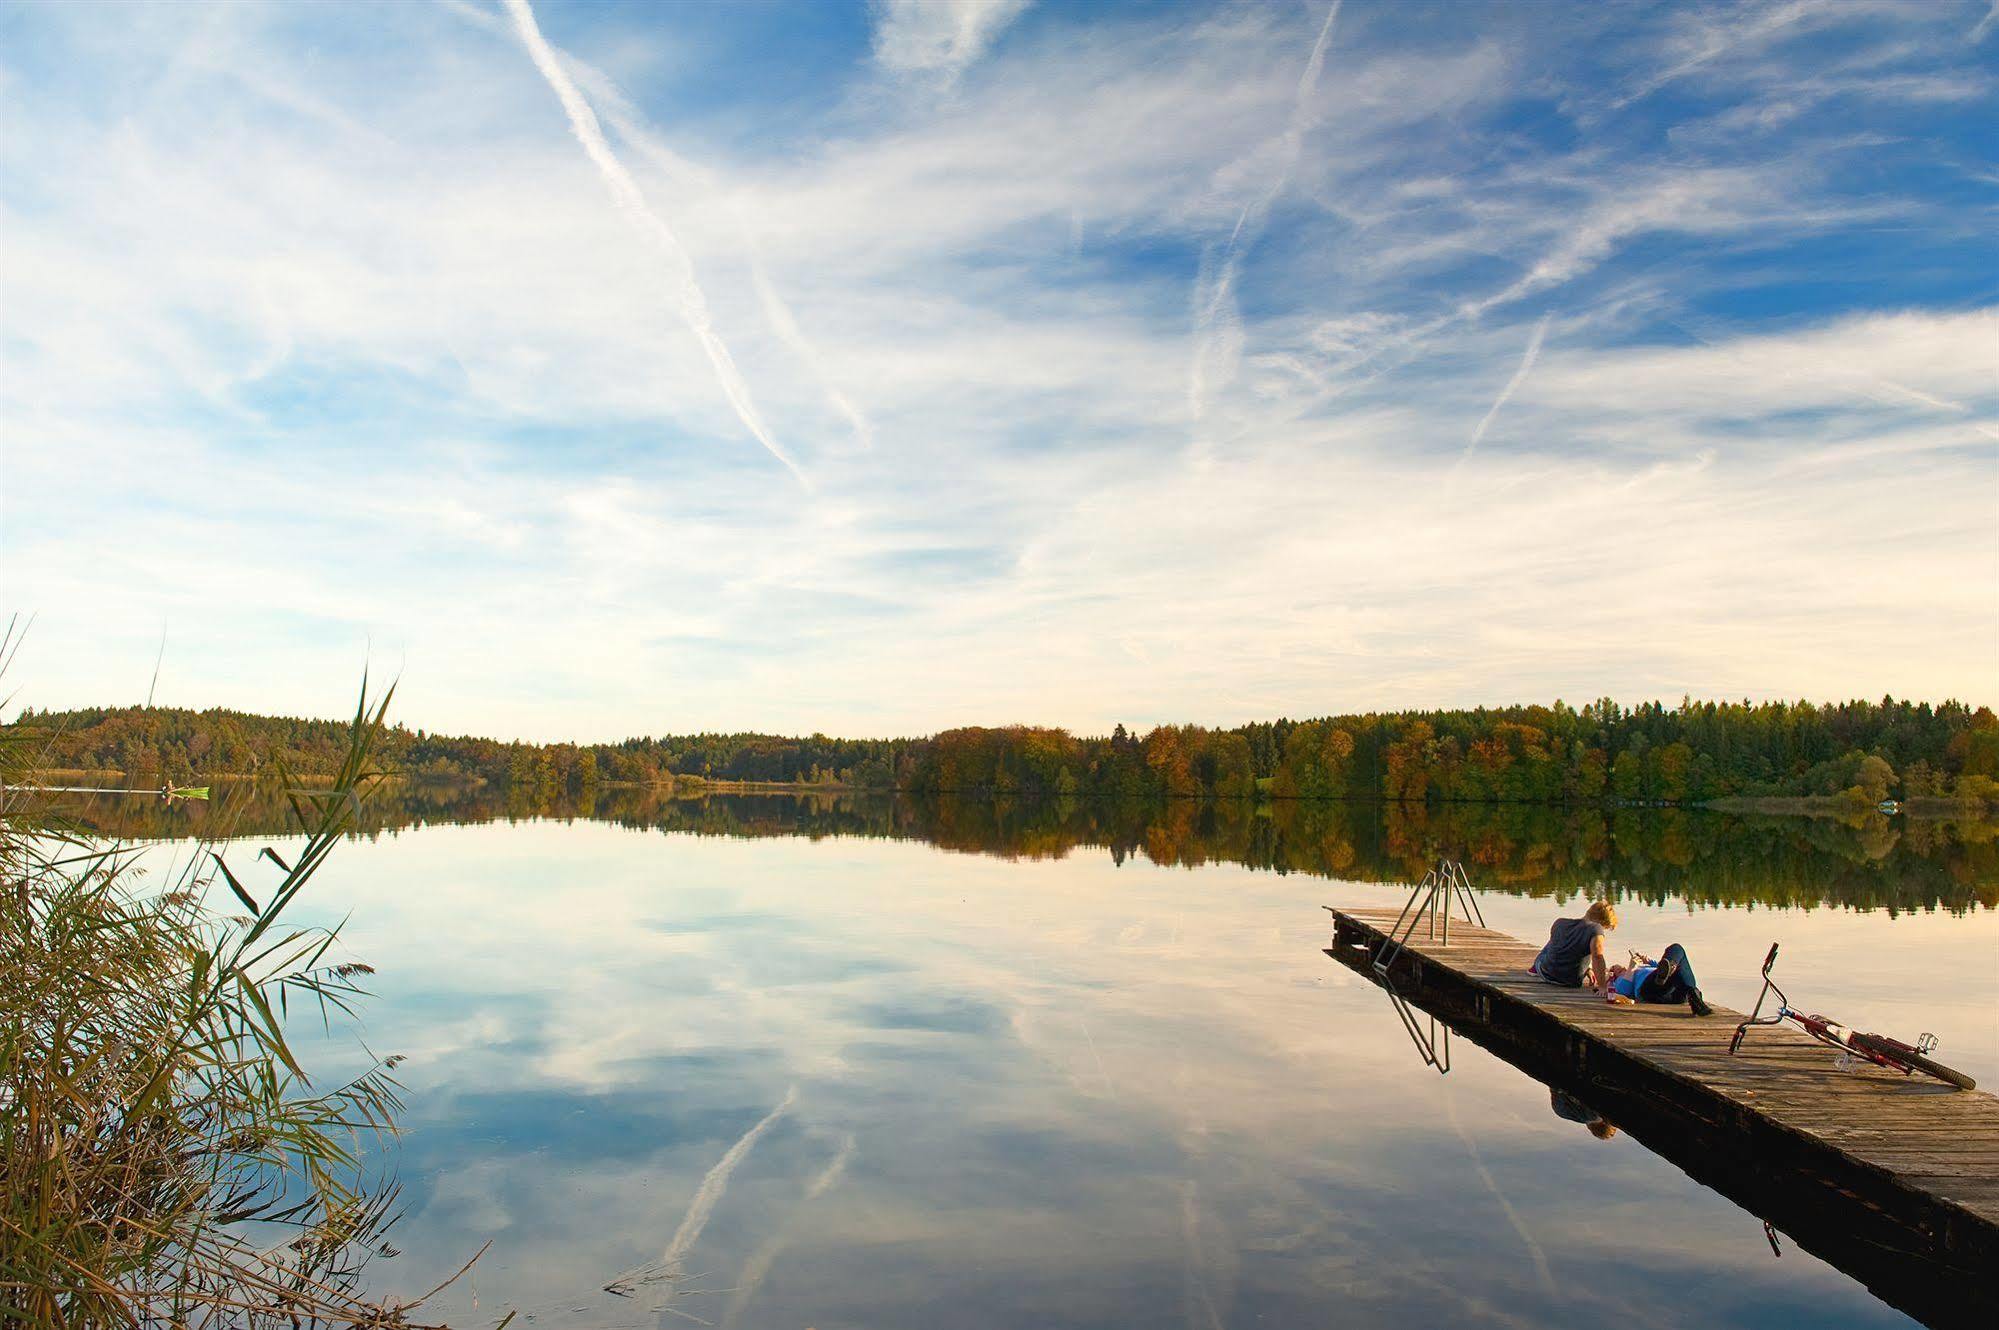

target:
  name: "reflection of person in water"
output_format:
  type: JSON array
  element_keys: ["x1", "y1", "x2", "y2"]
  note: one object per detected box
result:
[{"x1": 1550, "y1": 1088, "x2": 1618, "y2": 1140}]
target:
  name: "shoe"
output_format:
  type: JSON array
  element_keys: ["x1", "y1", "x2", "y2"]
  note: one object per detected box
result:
[{"x1": 1688, "y1": 990, "x2": 1713, "y2": 1018}]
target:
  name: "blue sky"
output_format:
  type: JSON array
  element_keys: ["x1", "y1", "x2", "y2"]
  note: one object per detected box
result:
[{"x1": 2, "y1": 0, "x2": 1994, "y2": 741}]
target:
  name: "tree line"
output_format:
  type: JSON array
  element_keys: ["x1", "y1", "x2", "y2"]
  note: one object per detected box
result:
[{"x1": 11, "y1": 696, "x2": 1998, "y2": 809}]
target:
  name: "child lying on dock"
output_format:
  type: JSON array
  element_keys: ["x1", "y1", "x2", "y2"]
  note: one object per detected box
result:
[{"x1": 1603, "y1": 944, "x2": 1714, "y2": 1017}]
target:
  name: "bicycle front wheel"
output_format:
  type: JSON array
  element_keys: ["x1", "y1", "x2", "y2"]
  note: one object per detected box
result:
[{"x1": 1851, "y1": 1033, "x2": 1978, "y2": 1090}]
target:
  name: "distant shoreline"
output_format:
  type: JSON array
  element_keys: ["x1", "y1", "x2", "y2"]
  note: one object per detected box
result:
[
  {"x1": 1704, "y1": 794, "x2": 1993, "y2": 818},
  {"x1": 23, "y1": 767, "x2": 1997, "y2": 824}
]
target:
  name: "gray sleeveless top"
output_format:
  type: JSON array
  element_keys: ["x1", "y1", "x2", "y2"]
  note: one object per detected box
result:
[{"x1": 1533, "y1": 916, "x2": 1602, "y2": 987}]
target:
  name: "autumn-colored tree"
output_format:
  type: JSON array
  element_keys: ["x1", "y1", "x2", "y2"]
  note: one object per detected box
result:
[
  {"x1": 1142, "y1": 726, "x2": 1196, "y2": 798},
  {"x1": 13, "y1": 695, "x2": 1994, "y2": 809}
]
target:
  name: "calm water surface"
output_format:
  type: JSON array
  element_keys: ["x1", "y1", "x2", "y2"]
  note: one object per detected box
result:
[{"x1": 109, "y1": 798, "x2": 1999, "y2": 1327}]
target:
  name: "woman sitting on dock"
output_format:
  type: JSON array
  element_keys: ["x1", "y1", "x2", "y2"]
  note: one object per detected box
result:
[
  {"x1": 1529, "y1": 900, "x2": 1617, "y2": 990},
  {"x1": 1606, "y1": 946, "x2": 1714, "y2": 1017}
]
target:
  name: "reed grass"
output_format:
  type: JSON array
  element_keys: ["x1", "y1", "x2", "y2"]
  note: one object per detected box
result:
[{"x1": 1, "y1": 650, "x2": 489, "y2": 1327}]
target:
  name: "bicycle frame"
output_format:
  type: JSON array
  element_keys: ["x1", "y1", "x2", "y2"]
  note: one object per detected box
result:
[
  {"x1": 1729, "y1": 944, "x2": 1940, "y2": 1073},
  {"x1": 1730, "y1": 943, "x2": 1788, "y2": 1055}
]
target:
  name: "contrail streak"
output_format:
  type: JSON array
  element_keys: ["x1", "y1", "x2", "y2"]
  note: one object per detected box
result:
[
  {"x1": 502, "y1": 0, "x2": 809, "y2": 486},
  {"x1": 721, "y1": 1133, "x2": 856, "y2": 1328},
  {"x1": 750, "y1": 261, "x2": 874, "y2": 452},
  {"x1": 1179, "y1": 1180, "x2": 1226, "y2": 1330},
  {"x1": 1190, "y1": 2, "x2": 1341, "y2": 432},
  {"x1": 1458, "y1": 315, "x2": 1550, "y2": 468},
  {"x1": 804, "y1": 1132, "x2": 854, "y2": 1199},
  {"x1": 1077, "y1": 1013, "x2": 1116, "y2": 1098},
  {"x1": 588, "y1": 96, "x2": 876, "y2": 456},
  {"x1": 1442, "y1": 1089, "x2": 1556, "y2": 1295},
  {"x1": 662, "y1": 1085, "x2": 799, "y2": 1273}
]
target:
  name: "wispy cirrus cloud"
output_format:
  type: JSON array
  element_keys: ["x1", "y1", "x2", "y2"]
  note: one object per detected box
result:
[
  {"x1": 871, "y1": 0, "x2": 1033, "y2": 79},
  {"x1": 1608, "y1": 0, "x2": 1834, "y2": 110},
  {"x1": 1190, "y1": 2, "x2": 1341, "y2": 445},
  {"x1": 1, "y1": 0, "x2": 1992, "y2": 738}
]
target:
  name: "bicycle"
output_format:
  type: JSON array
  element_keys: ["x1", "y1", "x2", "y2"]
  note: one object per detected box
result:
[{"x1": 1729, "y1": 944, "x2": 1976, "y2": 1090}]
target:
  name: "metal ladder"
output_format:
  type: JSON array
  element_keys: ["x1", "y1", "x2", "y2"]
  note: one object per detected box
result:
[{"x1": 1374, "y1": 857, "x2": 1485, "y2": 976}]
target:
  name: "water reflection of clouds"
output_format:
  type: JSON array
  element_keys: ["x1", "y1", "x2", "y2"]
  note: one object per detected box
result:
[{"x1": 260, "y1": 821, "x2": 1951, "y2": 1328}]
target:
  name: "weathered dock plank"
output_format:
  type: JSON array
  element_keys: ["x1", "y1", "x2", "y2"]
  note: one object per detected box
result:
[{"x1": 1325, "y1": 906, "x2": 1999, "y2": 1330}]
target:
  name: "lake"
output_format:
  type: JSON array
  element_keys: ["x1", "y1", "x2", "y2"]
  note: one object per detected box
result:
[{"x1": 64, "y1": 790, "x2": 1999, "y2": 1327}]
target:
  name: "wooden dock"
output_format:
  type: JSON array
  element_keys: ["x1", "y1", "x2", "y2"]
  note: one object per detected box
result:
[{"x1": 1326, "y1": 906, "x2": 1999, "y2": 1330}]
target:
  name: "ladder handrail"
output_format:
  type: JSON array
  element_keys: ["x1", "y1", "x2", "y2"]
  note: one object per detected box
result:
[{"x1": 1374, "y1": 858, "x2": 1484, "y2": 975}]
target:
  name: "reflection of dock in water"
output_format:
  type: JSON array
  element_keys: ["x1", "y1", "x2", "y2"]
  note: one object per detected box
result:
[{"x1": 1325, "y1": 907, "x2": 1999, "y2": 1330}]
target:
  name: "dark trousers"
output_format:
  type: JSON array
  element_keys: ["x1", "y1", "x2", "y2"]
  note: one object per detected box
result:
[{"x1": 1637, "y1": 943, "x2": 1698, "y2": 1004}]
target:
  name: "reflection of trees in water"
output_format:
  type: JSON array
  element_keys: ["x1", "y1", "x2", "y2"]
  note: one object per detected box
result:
[{"x1": 47, "y1": 782, "x2": 1998, "y2": 913}]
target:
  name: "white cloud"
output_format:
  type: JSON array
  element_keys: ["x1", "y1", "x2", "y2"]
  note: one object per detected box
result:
[
  {"x1": 1, "y1": 0, "x2": 1992, "y2": 738},
  {"x1": 1191, "y1": 2, "x2": 1342, "y2": 444},
  {"x1": 1609, "y1": 0, "x2": 1836, "y2": 110},
  {"x1": 1526, "y1": 308, "x2": 1999, "y2": 428},
  {"x1": 871, "y1": 0, "x2": 1034, "y2": 78},
  {"x1": 1456, "y1": 166, "x2": 1795, "y2": 322}
]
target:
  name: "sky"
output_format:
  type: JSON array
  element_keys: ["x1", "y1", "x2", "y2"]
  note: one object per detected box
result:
[{"x1": 1, "y1": 0, "x2": 1994, "y2": 742}]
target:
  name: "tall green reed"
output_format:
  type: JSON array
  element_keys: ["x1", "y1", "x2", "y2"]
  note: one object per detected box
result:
[{"x1": 1, "y1": 647, "x2": 493, "y2": 1326}]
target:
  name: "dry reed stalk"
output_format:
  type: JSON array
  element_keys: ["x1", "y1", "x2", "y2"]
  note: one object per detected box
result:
[{"x1": 0, "y1": 649, "x2": 496, "y2": 1328}]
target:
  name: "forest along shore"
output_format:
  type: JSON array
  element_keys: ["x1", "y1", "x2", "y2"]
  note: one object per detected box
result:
[{"x1": 8, "y1": 696, "x2": 1996, "y2": 814}]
